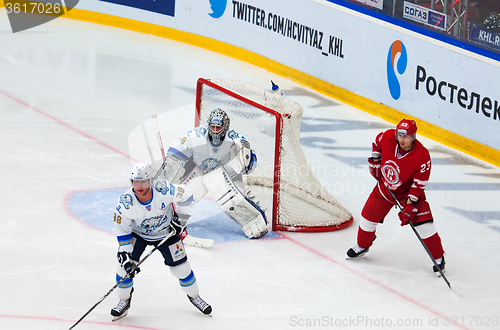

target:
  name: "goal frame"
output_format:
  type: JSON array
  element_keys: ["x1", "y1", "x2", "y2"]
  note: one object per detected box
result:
[{"x1": 195, "y1": 78, "x2": 353, "y2": 232}]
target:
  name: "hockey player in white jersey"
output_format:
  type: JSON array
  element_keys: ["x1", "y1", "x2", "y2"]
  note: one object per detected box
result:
[
  {"x1": 111, "y1": 163, "x2": 211, "y2": 321},
  {"x1": 158, "y1": 108, "x2": 268, "y2": 239}
]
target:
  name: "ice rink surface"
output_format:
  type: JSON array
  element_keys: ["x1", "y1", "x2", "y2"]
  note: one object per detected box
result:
[{"x1": 1, "y1": 10, "x2": 499, "y2": 330}]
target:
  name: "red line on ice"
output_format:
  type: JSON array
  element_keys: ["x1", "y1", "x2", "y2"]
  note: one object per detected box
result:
[{"x1": 0, "y1": 89, "x2": 137, "y2": 162}]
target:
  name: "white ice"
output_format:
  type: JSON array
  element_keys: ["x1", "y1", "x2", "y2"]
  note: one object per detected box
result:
[{"x1": 0, "y1": 10, "x2": 499, "y2": 330}]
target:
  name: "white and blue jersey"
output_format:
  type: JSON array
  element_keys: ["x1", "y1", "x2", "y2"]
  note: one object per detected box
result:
[
  {"x1": 167, "y1": 125, "x2": 241, "y2": 174},
  {"x1": 113, "y1": 180, "x2": 193, "y2": 253}
]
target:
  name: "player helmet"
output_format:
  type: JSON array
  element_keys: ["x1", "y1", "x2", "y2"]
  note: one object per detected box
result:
[
  {"x1": 130, "y1": 163, "x2": 153, "y2": 186},
  {"x1": 396, "y1": 119, "x2": 417, "y2": 136},
  {"x1": 207, "y1": 108, "x2": 230, "y2": 147}
]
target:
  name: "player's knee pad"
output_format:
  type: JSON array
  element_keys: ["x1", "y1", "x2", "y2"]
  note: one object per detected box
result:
[
  {"x1": 203, "y1": 166, "x2": 268, "y2": 239},
  {"x1": 415, "y1": 221, "x2": 436, "y2": 239},
  {"x1": 359, "y1": 217, "x2": 378, "y2": 232},
  {"x1": 169, "y1": 260, "x2": 192, "y2": 279}
]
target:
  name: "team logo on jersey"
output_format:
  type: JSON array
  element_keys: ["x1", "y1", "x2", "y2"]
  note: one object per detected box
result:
[
  {"x1": 227, "y1": 130, "x2": 239, "y2": 140},
  {"x1": 387, "y1": 40, "x2": 407, "y2": 100},
  {"x1": 145, "y1": 204, "x2": 152, "y2": 211},
  {"x1": 382, "y1": 161, "x2": 402, "y2": 189},
  {"x1": 201, "y1": 158, "x2": 221, "y2": 173},
  {"x1": 119, "y1": 194, "x2": 133, "y2": 209},
  {"x1": 140, "y1": 215, "x2": 168, "y2": 235},
  {"x1": 193, "y1": 127, "x2": 207, "y2": 138},
  {"x1": 208, "y1": 0, "x2": 226, "y2": 18}
]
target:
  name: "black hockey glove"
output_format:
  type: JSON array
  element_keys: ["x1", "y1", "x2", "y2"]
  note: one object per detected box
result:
[
  {"x1": 117, "y1": 251, "x2": 141, "y2": 278},
  {"x1": 170, "y1": 214, "x2": 189, "y2": 236}
]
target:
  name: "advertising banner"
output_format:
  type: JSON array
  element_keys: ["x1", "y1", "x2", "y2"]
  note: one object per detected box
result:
[
  {"x1": 403, "y1": 1, "x2": 446, "y2": 31},
  {"x1": 354, "y1": 0, "x2": 383, "y2": 10},
  {"x1": 68, "y1": 0, "x2": 500, "y2": 152},
  {"x1": 468, "y1": 23, "x2": 500, "y2": 52}
]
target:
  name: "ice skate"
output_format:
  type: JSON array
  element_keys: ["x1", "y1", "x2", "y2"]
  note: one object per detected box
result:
[
  {"x1": 111, "y1": 288, "x2": 134, "y2": 321},
  {"x1": 346, "y1": 235, "x2": 376, "y2": 259},
  {"x1": 346, "y1": 245, "x2": 370, "y2": 259},
  {"x1": 188, "y1": 294, "x2": 212, "y2": 315},
  {"x1": 433, "y1": 256, "x2": 446, "y2": 276}
]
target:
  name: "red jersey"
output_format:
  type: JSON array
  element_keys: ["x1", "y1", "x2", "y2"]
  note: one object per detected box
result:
[{"x1": 372, "y1": 129, "x2": 431, "y2": 203}]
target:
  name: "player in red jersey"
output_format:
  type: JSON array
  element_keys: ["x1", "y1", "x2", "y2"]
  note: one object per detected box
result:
[{"x1": 347, "y1": 119, "x2": 446, "y2": 276}]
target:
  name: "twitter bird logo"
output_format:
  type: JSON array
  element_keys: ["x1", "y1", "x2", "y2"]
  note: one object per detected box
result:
[{"x1": 209, "y1": 0, "x2": 226, "y2": 18}]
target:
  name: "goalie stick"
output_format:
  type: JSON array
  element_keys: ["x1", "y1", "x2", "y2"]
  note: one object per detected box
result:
[
  {"x1": 151, "y1": 114, "x2": 214, "y2": 249},
  {"x1": 68, "y1": 229, "x2": 175, "y2": 329},
  {"x1": 183, "y1": 234, "x2": 214, "y2": 248},
  {"x1": 152, "y1": 114, "x2": 166, "y2": 161},
  {"x1": 385, "y1": 185, "x2": 451, "y2": 289}
]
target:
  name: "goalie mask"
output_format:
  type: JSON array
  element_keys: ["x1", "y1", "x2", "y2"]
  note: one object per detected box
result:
[
  {"x1": 130, "y1": 162, "x2": 153, "y2": 188},
  {"x1": 207, "y1": 108, "x2": 230, "y2": 147}
]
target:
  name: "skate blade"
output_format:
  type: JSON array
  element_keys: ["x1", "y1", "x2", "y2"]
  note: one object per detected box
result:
[
  {"x1": 112, "y1": 310, "x2": 128, "y2": 322},
  {"x1": 435, "y1": 269, "x2": 446, "y2": 277},
  {"x1": 345, "y1": 251, "x2": 369, "y2": 260}
]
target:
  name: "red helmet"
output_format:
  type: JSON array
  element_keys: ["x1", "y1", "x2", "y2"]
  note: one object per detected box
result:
[{"x1": 396, "y1": 119, "x2": 417, "y2": 136}]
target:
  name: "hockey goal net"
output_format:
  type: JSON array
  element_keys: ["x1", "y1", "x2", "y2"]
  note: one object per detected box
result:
[{"x1": 195, "y1": 78, "x2": 353, "y2": 232}]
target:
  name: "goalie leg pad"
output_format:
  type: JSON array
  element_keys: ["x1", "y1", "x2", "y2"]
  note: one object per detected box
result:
[
  {"x1": 182, "y1": 166, "x2": 208, "y2": 204},
  {"x1": 203, "y1": 166, "x2": 268, "y2": 239}
]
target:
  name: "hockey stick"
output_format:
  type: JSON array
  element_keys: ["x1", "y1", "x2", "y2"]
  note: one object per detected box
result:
[
  {"x1": 152, "y1": 114, "x2": 166, "y2": 161},
  {"x1": 151, "y1": 114, "x2": 214, "y2": 249},
  {"x1": 68, "y1": 230, "x2": 175, "y2": 329},
  {"x1": 183, "y1": 234, "x2": 214, "y2": 248},
  {"x1": 385, "y1": 185, "x2": 451, "y2": 289}
]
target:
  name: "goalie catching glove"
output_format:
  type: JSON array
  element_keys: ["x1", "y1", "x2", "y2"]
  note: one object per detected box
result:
[
  {"x1": 170, "y1": 214, "x2": 189, "y2": 236},
  {"x1": 229, "y1": 138, "x2": 257, "y2": 175},
  {"x1": 117, "y1": 251, "x2": 140, "y2": 278},
  {"x1": 398, "y1": 202, "x2": 418, "y2": 226}
]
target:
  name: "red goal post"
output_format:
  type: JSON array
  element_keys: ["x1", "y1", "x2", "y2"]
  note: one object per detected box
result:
[{"x1": 195, "y1": 78, "x2": 353, "y2": 232}]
